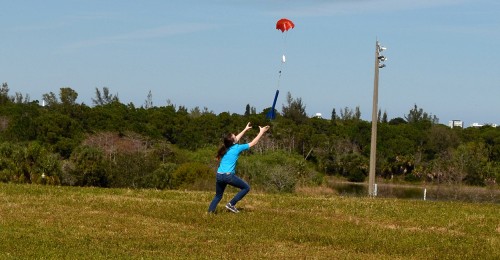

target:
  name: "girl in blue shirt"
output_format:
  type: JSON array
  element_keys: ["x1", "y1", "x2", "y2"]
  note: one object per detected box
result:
[{"x1": 208, "y1": 122, "x2": 270, "y2": 213}]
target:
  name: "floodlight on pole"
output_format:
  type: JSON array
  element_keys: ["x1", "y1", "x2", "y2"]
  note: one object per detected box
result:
[{"x1": 368, "y1": 39, "x2": 387, "y2": 197}]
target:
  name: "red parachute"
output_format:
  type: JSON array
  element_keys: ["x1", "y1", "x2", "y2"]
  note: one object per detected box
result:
[
  {"x1": 276, "y1": 18, "x2": 294, "y2": 33},
  {"x1": 267, "y1": 18, "x2": 295, "y2": 120}
]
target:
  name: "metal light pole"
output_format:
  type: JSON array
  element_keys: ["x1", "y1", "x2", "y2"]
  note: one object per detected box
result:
[{"x1": 368, "y1": 40, "x2": 386, "y2": 197}]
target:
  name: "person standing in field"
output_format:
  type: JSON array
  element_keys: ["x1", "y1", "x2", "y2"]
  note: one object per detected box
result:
[{"x1": 208, "y1": 122, "x2": 270, "y2": 213}]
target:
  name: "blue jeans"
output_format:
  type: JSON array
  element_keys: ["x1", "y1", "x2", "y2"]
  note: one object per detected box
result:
[{"x1": 208, "y1": 173, "x2": 250, "y2": 212}]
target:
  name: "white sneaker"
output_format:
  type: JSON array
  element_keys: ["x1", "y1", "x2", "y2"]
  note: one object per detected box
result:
[{"x1": 225, "y1": 203, "x2": 239, "y2": 213}]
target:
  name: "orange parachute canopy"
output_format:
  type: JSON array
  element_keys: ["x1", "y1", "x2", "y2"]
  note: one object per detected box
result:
[{"x1": 276, "y1": 18, "x2": 294, "y2": 32}]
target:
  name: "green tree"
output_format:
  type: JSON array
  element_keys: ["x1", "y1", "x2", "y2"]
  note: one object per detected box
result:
[
  {"x1": 3, "y1": 102, "x2": 40, "y2": 141},
  {"x1": 338, "y1": 153, "x2": 368, "y2": 182},
  {"x1": 388, "y1": 117, "x2": 407, "y2": 125},
  {"x1": 0, "y1": 142, "x2": 61, "y2": 184},
  {"x1": 245, "y1": 104, "x2": 251, "y2": 116},
  {"x1": 0, "y1": 82, "x2": 10, "y2": 105},
  {"x1": 59, "y1": 87, "x2": 78, "y2": 106},
  {"x1": 405, "y1": 104, "x2": 439, "y2": 124},
  {"x1": 425, "y1": 124, "x2": 460, "y2": 159},
  {"x1": 70, "y1": 146, "x2": 108, "y2": 187},
  {"x1": 455, "y1": 142, "x2": 491, "y2": 186},
  {"x1": 382, "y1": 110, "x2": 388, "y2": 123},
  {"x1": 42, "y1": 92, "x2": 58, "y2": 106},
  {"x1": 35, "y1": 113, "x2": 83, "y2": 158},
  {"x1": 13, "y1": 92, "x2": 30, "y2": 104},
  {"x1": 354, "y1": 106, "x2": 361, "y2": 120},
  {"x1": 282, "y1": 92, "x2": 307, "y2": 124},
  {"x1": 144, "y1": 90, "x2": 153, "y2": 109},
  {"x1": 331, "y1": 108, "x2": 337, "y2": 122},
  {"x1": 92, "y1": 87, "x2": 119, "y2": 106}
]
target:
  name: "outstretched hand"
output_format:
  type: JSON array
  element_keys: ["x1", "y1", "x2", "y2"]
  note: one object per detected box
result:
[
  {"x1": 248, "y1": 125, "x2": 270, "y2": 147},
  {"x1": 259, "y1": 125, "x2": 270, "y2": 132},
  {"x1": 244, "y1": 122, "x2": 252, "y2": 131}
]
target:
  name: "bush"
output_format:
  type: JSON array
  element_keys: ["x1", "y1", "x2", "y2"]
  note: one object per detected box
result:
[
  {"x1": 144, "y1": 162, "x2": 177, "y2": 189},
  {"x1": 105, "y1": 152, "x2": 160, "y2": 188},
  {"x1": 0, "y1": 142, "x2": 61, "y2": 184},
  {"x1": 404, "y1": 172, "x2": 422, "y2": 183},
  {"x1": 69, "y1": 146, "x2": 108, "y2": 187},
  {"x1": 238, "y1": 151, "x2": 315, "y2": 193},
  {"x1": 266, "y1": 164, "x2": 298, "y2": 193},
  {"x1": 170, "y1": 162, "x2": 213, "y2": 190},
  {"x1": 337, "y1": 153, "x2": 368, "y2": 183},
  {"x1": 311, "y1": 172, "x2": 325, "y2": 186},
  {"x1": 346, "y1": 168, "x2": 366, "y2": 182}
]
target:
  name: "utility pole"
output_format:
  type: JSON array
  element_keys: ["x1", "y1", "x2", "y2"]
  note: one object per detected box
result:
[{"x1": 368, "y1": 40, "x2": 387, "y2": 197}]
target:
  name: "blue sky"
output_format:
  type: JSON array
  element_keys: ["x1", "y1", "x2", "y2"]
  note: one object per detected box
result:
[{"x1": 1, "y1": 0, "x2": 499, "y2": 126}]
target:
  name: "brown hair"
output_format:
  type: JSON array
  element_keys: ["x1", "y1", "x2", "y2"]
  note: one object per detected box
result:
[{"x1": 216, "y1": 133, "x2": 235, "y2": 160}]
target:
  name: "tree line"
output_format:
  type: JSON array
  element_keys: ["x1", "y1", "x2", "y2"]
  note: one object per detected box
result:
[{"x1": 1, "y1": 83, "x2": 499, "y2": 191}]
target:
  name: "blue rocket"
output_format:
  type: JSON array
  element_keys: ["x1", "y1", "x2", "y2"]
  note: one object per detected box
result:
[{"x1": 266, "y1": 89, "x2": 279, "y2": 120}]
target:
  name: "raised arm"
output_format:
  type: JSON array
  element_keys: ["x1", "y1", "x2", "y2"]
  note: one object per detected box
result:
[
  {"x1": 234, "y1": 122, "x2": 252, "y2": 142},
  {"x1": 248, "y1": 125, "x2": 270, "y2": 148}
]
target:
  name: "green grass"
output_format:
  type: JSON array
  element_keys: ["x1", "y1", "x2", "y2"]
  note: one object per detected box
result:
[{"x1": 1, "y1": 183, "x2": 499, "y2": 259}]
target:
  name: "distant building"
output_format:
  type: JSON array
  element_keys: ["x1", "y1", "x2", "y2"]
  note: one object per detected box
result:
[
  {"x1": 449, "y1": 120, "x2": 498, "y2": 128},
  {"x1": 314, "y1": 113, "x2": 322, "y2": 118},
  {"x1": 448, "y1": 120, "x2": 463, "y2": 128}
]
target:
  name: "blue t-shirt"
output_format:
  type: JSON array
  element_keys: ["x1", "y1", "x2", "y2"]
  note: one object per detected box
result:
[{"x1": 217, "y1": 143, "x2": 250, "y2": 174}]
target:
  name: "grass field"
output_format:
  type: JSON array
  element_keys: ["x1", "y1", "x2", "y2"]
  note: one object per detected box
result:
[{"x1": 1, "y1": 183, "x2": 499, "y2": 259}]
